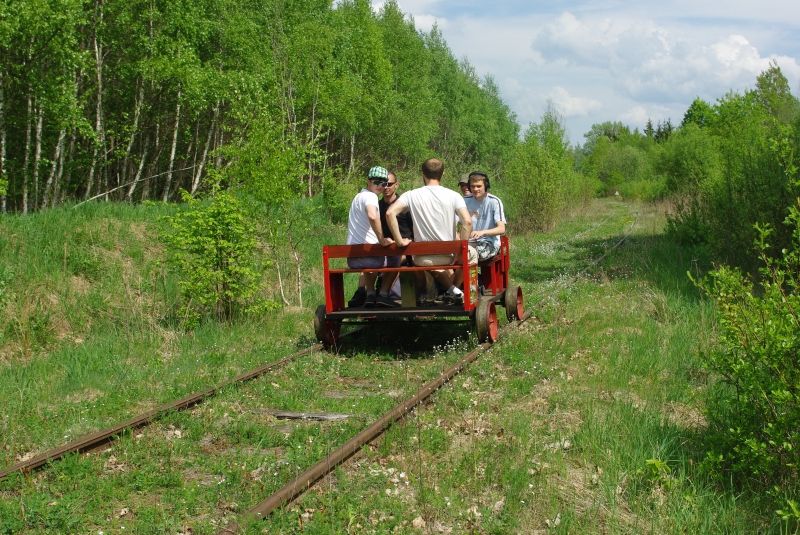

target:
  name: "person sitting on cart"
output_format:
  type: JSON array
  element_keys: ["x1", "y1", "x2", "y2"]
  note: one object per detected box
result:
[
  {"x1": 377, "y1": 171, "x2": 414, "y2": 297},
  {"x1": 345, "y1": 166, "x2": 399, "y2": 308},
  {"x1": 385, "y1": 158, "x2": 473, "y2": 304},
  {"x1": 458, "y1": 176, "x2": 473, "y2": 198},
  {"x1": 465, "y1": 170, "x2": 506, "y2": 261}
]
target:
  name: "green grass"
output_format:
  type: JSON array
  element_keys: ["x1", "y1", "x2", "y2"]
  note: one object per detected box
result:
[{"x1": 0, "y1": 198, "x2": 780, "y2": 533}]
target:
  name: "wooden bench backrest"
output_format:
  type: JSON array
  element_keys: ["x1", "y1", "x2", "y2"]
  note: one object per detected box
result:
[{"x1": 324, "y1": 240, "x2": 465, "y2": 259}]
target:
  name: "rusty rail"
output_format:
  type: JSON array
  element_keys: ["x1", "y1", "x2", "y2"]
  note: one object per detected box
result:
[
  {"x1": 0, "y1": 344, "x2": 321, "y2": 480},
  {"x1": 219, "y1": 312, "x2": 533, "y2": 534}
]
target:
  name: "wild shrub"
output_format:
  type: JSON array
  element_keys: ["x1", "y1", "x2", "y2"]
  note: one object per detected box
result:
[
  {"x1": 662, "y1": 65, "x2": 800, "y2": 269},
  {"x1": 505, "y1": 108, "x2": 593, "y2": 231},
  {"x1": 163, "y1": 189, "x2": 259, "y2": 323},
  {"x1": 698, "y1": 199, "x2": 800, "y2": 485}
]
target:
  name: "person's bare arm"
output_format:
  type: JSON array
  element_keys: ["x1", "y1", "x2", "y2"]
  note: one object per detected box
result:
[
  {"x1": 367, "y1": 205, "x2": 393, "y2": 246},
  {"x1": 456, "y1": 206, "x2": 472, "y2": 240},
  {"x1": 470, "y1": 220, "x2": 506, "y2": 239}
]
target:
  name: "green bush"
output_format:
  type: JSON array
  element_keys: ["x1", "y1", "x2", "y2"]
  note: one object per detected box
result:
[
  {"x1": 163, "y1": 189, "x2": 259, "y2": 323},
  {"x1": 616, "y1": 177, "x2": 666, "y2": 201},
  {"x1": 698, "y1": 199, "x2": 800, "y2": 484},
  {"x1": 505, "y1": 109, "x2": 594, "y2": 231}
]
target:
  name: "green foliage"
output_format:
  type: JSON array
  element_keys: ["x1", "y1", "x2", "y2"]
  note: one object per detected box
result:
[
  {"x1": 658, "y1": 65, "x2": 800, "y2": 268},
  {"x1": 163, "y1": 188, "x2": 259, "y2": 322},
  {"x1": 697, "y1": 200, "x2": 800, "y2": 485},
  {"x1": 505, "y1": 108, "x2": 594, "y2": 231},
  {"x1": 1, "y1": 0, "x2": 518, "y2": 212},
  {"x1": 579, "y1": 121, "x2": 664, "y2": 200}
]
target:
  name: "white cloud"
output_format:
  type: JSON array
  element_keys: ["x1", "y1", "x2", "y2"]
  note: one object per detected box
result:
[
  {"x1": 548, "y1": 87, "x2": 602, "y2": 117},
  {"x1": 379, "y1": 1, "x2": 800, "y2": 143}
]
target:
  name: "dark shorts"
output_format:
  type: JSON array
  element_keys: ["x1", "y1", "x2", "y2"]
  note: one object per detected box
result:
[{"x1": 347, "y1": 256, "x2": 400, "y2": 269}]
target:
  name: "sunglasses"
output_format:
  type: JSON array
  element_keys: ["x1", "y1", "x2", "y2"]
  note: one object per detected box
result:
[
  {"x1": 386, "y1": 181, "x2": 397, "y2": 186},
  {"x1": 370, "y1": 178, "x2": 389, "y2": 186}
]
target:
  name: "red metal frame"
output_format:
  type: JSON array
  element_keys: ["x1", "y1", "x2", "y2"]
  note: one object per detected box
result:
[{"x1": 321, "y1": 237, "x2": 511, "y2": 315}]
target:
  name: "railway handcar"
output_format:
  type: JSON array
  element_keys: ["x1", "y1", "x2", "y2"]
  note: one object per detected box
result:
[{"x1": 314, "y1": 236, "x2": 524, "y2": 348}]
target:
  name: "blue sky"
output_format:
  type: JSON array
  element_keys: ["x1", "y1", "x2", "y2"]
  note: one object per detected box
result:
[{"x1": 372, "y1": 0, "x2": 800, "y2": 145}]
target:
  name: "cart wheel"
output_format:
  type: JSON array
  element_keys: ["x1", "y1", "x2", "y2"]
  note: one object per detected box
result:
[
  {"x1": 504, "y1": 285, "x2": 524, "y2": 321},
  {"x1": 314, "y1": 305, "x2": 340, "y2": 349},
  {"x1": 475, "y1": 299, "x2": 499, "y2": 343}
]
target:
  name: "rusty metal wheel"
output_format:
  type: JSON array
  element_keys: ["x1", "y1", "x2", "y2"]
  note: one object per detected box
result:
[
  {"x1": 475, "y1": 299, "x2": 499, "y2": 343},
  {"x1": 314, "y1": 305, "x2": 340, "y2": 349},
  {"x1": 504, "y1": 284, "x2": 524, "y2": 321}
]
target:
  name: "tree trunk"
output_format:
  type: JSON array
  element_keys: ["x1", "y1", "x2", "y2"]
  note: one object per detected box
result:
[
  {"x1": 54, "y1": 129, "x2": 67, "y2": 205},
  {"x1": 214, "y1": 118, "x2": 224, "y2": 169},
  {"x1": 61, "y1": 130, "x2": 77, "y2": 205},
  {"x1": 126, "y1": 142, "x2": 148, "y2": 202},
  {"x1": 162, "y1": 89, "x2": 181, "y2": 202},
  {"x1": 0, "y1": 70, "x2": 6, "y2": 213},
  {"x1": 43, "y1": 129, "x2": 65, "y2": 207},
  {"x1": 191, "y1": 102, "x2": 218, "y2": 195},
  {"x1": 22, "y1": 94, "x2": 32, "y2": 214},
  {"x1": 121, "y1": 79, "x2": 144, "y2": 185},
  {"x1": 348, "y1": 133, "x2": 355, "y2": 175},
  {"x1": 32, "y1": 105, "x2": 43, "y2": 211},
  {"x1": 86, "y1": 0, "x2": 106, "y2": 200},
  {"x1": 142, "y1": 121, "x2": 161, "y2": 201}
]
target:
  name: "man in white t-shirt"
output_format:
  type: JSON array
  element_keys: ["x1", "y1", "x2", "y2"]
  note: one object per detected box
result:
[
  {"x1": 346, "y1": 166, "x2": 398, "y2": 307},
  {"x1": 385, "y1": 158, "x2": 472, "y2": 304}
]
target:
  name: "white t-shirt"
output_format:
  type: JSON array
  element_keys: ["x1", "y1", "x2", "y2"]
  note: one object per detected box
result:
[
  {"x1": 395, "y1": 185, "x2": 467, "y2": 242},
  {"x1": 346, "y1": 189, "x2": 380, "y2": 245}
]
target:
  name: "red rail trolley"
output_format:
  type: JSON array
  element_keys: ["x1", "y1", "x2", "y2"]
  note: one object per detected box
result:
[{"x1": 314, "y1": 236, "x2": 524, "y2": 348}]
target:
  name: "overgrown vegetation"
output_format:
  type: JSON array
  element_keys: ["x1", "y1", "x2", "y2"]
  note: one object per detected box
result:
[
  {"x1": 505, "y1": 107, "x2": 598, "y2": 231},
  {"x1": 697, "y1": 201, "x2": 800, "y2": 519},
  {"x1": 661, "y1": 64, "x2": 800, "y2": 269},
  {"x1": 163, "y1": 189, "x2": 260, "y2": 323}
]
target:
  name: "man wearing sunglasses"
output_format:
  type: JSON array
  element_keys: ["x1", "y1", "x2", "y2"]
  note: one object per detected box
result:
[{"x1": 346, "y1": 166, "x2": 399, "y2": 308}]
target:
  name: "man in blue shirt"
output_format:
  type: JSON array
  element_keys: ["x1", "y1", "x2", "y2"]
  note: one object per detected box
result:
[{"x1": 465, "y1": 171, "x2": 506, "y2": 261}]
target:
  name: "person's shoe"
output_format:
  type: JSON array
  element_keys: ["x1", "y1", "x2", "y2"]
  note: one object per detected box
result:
[
  {"x1": 348, "y1": 287, "x2": 367, "y2": 307},
  {"x1": 364, "y1": 293, "x2": 377, "y2": 308},
  {"x1": 374, "y1": 294, "x2": 400, "y2": 308},
  {"x1": 443, "y1": 288, "x2": 464, "y2": 305}
]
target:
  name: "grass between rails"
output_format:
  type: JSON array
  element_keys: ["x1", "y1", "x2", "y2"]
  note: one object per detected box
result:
[{"x1": 0, "y1": 198, "x2": 771, "y2": 533}]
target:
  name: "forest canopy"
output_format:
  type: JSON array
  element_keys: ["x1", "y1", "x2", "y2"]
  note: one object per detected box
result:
[{"x1": 0, "y1": 0, "x2": 519, "y2": 213}]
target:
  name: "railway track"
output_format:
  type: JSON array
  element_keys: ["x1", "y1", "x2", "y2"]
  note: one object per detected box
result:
[
  {"x1": 0, "y1": 344, "x2": 322, "y2": 480},
  {"x1": 2, "y1": 214, "x2": 638, "y2": 531}
]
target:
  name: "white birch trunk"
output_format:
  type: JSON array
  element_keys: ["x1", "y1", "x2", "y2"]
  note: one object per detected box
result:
[
  {"x1": 43, "y1": 129, "x2": 65, "y2": 207},
  {"x1": 86, "y1": 0, "x2": 106, "y2": 200},
  {"x1": 348, "y1": 133, "x2": 355, "y2": 175},
  {"x1": 191, "y1": 102, "x2": 218, "y2": 195},
  {"x1": 0, "y1": 70, "x2": 6, "y2": 213},
  {"x1": 162, "y1": 90, "x2": 181, "y2": 202},
  {"x1": 121, "y1": 80, "x2": 143, "y2": 184},
  {"x1": 22, "y1": 95, "x2": 32, "y2": 213},
  {"x1": 54, "y1": 129, "x2": 67, "y2": 204},
  {"x1": 126, "y1": 143, "x2": 148, "y2": 201},
  {"x1": 60, "y1": 130, "x2": 76, "y2": 205},
  {"x1": 32, "y1": 106, "x2": 43, "y2": 211}
]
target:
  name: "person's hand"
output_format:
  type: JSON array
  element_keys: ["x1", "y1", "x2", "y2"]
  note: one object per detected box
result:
[
  {"x1": 470, "y1": 230, "x2": 484, "y2": 239},
  {"x1": 398, "y1": 237, "x2": 412, "y2": 247}
]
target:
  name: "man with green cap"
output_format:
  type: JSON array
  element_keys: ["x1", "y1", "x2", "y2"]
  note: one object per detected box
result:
[{"x1": 345, "y1": 166, "x2": 400, "y2": 308}]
